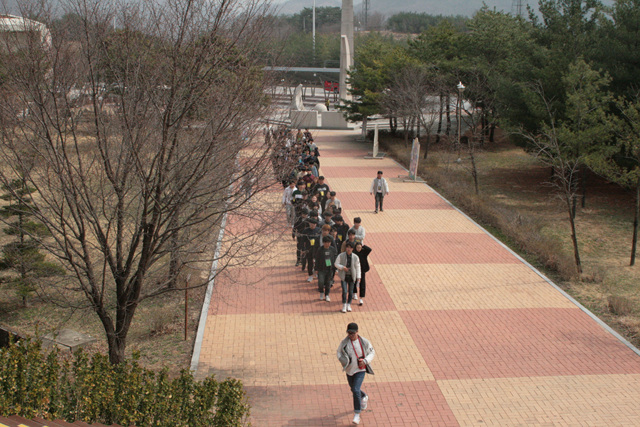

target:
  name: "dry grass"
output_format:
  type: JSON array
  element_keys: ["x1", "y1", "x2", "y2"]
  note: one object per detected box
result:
[{"x1": 378, "y1": 131, "x2": 640, "y2": 347}]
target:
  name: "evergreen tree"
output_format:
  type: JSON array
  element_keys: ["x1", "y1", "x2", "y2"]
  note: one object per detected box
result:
[{"x1": 0, "y1": 179, "x2": 64, "y2": 306}]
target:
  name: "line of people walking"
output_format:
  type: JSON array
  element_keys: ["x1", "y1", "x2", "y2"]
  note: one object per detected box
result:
[
  {"x1": 279, "y1": 129, "x2": 387, "y2": 425},
  {"x1": 282, "y1": 134, "x2": 390, "y2": 314}
]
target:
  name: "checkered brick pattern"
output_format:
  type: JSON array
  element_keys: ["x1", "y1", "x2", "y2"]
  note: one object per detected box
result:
[{"x1": 196, "y1": 130, "x2": 640, "y2": 426}]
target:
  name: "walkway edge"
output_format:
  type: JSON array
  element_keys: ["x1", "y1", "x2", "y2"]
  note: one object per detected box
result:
[
  {"x1": 190, "y1": 212, "x2": 229, "y2": 373},
  {"x1": 380, "y1": 149, "x2": 640, "y2": 358}
]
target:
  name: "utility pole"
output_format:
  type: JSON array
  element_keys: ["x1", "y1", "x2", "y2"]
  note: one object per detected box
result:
[
  {"x1": 512, "y1": 0, "x2": 525, "y2": 18},
  {"x1": 363, "y1": 0, "x2": 369, "y2": 31}
]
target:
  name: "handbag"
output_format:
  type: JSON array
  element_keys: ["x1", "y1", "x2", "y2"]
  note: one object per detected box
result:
[{"x1": 351, "y1": 337, "x2": 375, "y2": 375}]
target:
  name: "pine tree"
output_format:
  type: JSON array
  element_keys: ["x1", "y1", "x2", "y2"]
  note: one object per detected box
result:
[{"x1": 0, "y1": 178, "x2": 64, "y2": 306}]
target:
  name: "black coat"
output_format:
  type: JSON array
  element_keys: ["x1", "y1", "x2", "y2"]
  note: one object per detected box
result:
[{"x1": 354, "y1": 245, "x2": 372, "y2": 273}]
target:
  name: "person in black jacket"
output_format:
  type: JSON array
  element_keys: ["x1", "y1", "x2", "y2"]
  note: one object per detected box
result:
[
  {"x1": 313, "y1": 176, "x2": 330, "y2": 208},
  {"x1": 293, "y1": 208, "x2": 309, "y2": 266},
  {"x1": 315, "y1": 236, "x2": 337, "y2": 301},
  {"x1": 353, "y1": 242, "x2": 372, "y2": 305},
  {"x1": 333, "y1": 215, "x2": 350, "y2": 249},
  {"x1": 302, "y1": 218, "x2": 322, "y2": 282}
]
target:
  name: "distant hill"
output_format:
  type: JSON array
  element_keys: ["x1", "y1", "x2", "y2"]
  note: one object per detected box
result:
[
  {"x1": 277, "y1": 0, "x2": 519, "y2": 16},
  {"x1": 275, "y1": 0, "x2": 615, "y2": 17}
]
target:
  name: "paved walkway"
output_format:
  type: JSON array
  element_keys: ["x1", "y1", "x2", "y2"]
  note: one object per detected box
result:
[{"x1": 195, "y1": 130, "x2": 640, "y2": 426}]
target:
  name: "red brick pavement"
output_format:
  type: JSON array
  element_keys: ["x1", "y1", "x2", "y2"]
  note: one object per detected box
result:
[
  {"x1": 195, "y1": 130, "x2": 640, "y2": 426},
  {"x1": 246, "y1": 381, "x2": 459, "y2": 427},
  {"x1": 320, "y1": 166, "x2": 407, "y2": 178},
  {"x1": 210, "y1": 265, "x2": 396, "y2": 315},
  {"x1": 338, "y1": 191, "x2": 452, "y2": 210},
  {"x1": 365, "y1": 233, "x2": 521, "y2": 265},
  {"x1": 401, "y1": 308, "x2": 640, "y2": 380}
]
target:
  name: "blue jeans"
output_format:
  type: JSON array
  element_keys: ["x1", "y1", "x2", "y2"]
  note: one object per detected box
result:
[
  {"x1": 347, "y1": 371, "x2": 367, "y2": 413},
  {"x1": 341, "y1": 278, "x2": 354, "y2": 304}
]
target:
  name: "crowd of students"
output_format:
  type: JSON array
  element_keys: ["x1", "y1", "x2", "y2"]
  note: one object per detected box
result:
[{"x1": 281, "y1": 129, "x2": 373, "y2": 313}]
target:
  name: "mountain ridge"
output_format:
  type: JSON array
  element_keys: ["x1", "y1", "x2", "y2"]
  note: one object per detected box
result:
[{"x1": 276, "y1": 0, "x2": 520, "y2": 17}]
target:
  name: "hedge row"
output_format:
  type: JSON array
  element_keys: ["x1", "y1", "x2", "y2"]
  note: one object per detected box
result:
[{"x1": 0, "y1": 339, "x2": 249, "y2": 426}]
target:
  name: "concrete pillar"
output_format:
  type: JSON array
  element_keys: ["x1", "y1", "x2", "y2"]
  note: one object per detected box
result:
[{"x1": 339, "y1": 0, "x2": 354, "y2": 103}]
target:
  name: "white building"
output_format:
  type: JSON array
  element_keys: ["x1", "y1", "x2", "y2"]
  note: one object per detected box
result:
[{"x1": 0, "y1": 14, "x2": 51, "y2": 54}]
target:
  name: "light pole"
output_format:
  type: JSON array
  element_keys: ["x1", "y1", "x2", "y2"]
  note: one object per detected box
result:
[
  {"x1": 456, "y1": 81, "x2": 465, "y2": 160},
  {"x1": 312, "y1": 0, "x2": 316, "y2": 65}
]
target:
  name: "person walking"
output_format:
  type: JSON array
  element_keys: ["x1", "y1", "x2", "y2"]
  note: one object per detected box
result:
[
  {"x1": 293, "y1": 208, "x2": 309, "y2": 266},
  {"x1": 337, "y1": 322, "x2": 375, "y2": 425},
  {"x1": 302, "y1": 218, "x2": 321, "y2": 281},
  {"x1": 335, "y1": 242, "x2": 361, "y2": 313},
  {"x1": 315, "y1": 236, "x2": 338, "y2": 301},
  {"x1": 351, "y1": 217, "x2": 365, "y2": 243},
  {"x1": 369, "y1": 170, "x2": 389, "y2": 213},
  {"x1": 282, "y1": 180, "x2": 296, "y2": 226},
  {"x1": 353, "y1": 243, "x2": 372, "y2": 305}
]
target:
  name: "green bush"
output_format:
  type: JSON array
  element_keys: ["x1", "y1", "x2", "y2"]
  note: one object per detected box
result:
[{"x1": 0, "y1": 339, "x2": 249, "y2": 426}]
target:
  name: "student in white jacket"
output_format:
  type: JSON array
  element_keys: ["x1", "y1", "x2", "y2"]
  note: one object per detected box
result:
[
  {"x1": 334, "y1": 242, "x2": 361, "y2": 313},
  {"x1": 337, "y1": 322, "x2": 375, "y2": 425},
  {"x1": 369, "y1": 170, "x2": 389, "y2": 213}
]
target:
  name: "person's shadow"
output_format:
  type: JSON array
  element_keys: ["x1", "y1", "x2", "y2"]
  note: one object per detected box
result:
[{"x1": 284, "y1": 411, "x2": 352, "y2": 426}]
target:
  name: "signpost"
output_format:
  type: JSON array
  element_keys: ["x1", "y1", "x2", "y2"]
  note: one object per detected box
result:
[
  {"x1": 400, "y1": 138, "x2": 426, "y2": 183},
  {"x1": 364, "y1": 123, "x2": 386, "y2": 159}
]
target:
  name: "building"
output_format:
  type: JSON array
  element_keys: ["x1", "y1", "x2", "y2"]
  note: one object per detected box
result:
[{"x1": 0, "y1": 14, "x2": 51, "y2": 54}]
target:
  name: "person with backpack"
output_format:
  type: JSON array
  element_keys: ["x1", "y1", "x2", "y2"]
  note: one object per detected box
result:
[{"x1": 337, "y1": 322, "x2": 375, "y2": 425}]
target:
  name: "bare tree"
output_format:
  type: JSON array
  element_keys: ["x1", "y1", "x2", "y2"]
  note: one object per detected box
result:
[
  {"x1": 0, "y1": 0, "x2": 281, "y2": 364},
  {"x1": 520, "y1": 84, "x2": 584, "y2": 275},
  {"x1": 381, "y1": 65, "x2": 440, "y2": 152}
]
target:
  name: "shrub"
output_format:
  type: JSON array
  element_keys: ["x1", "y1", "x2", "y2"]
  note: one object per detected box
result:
[
  {"x1": 608, "y1": 295, "x2": 634, "y2": 316},
  {"x1": 0, "y1": 339, "x2": 249, "y2": 426}
]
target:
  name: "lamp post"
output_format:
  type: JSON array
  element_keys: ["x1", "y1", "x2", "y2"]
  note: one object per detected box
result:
[
  {"x1": 312, "y1": 0, "x2": 316, "y2": 65},
  {"x1": 456, "y1": 81, "x2": 465, "y2": 160}
]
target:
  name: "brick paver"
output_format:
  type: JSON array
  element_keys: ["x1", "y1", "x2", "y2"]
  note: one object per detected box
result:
[{"x1": 196, "y1": 130, "x2": 640, "y2": 426}]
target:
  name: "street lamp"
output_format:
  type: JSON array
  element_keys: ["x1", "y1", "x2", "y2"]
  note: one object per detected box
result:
[
  {"x1": 312, "y1": 0, "x2": 316, "y2": 65},
  {"x1": 456, "y1": 81, "x2": 465, "y2": 160}
]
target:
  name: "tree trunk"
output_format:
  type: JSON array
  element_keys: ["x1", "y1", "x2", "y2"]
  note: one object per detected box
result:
[
  {"x1": 107, "y1": 331, "x2": 127, "y2": 365},
  {"x1": 362, "y1": 116, "x2": 368, "y2": 137},
  {"x1": 631, "y1": 179, "x2": 640, "y2": 266},
  {"x1": 470, "y1": 147, "x2": 479, "y2": 195},
  {"x1": 581, "y1": 165, "x2": 587, "y2": 208},
  {"x1": 480, "y1": 108, "x2": 486, "y2": 146},
  {"x1": 423, "y1": 133, "x2": 430, "y2": 160},
  {"x1": 403, "y1": 118, "x2": 409, "y2": 147},
  {"x1": 489, "y1": 122, "x2": 496, "y2": 143},
  {"x1": 437, "y1": 92, "x2": 443, "y2": 136},
  {"x1": 445, "y1": 93, "x2": 451, "y2": 137},
  {"x1": 389, "y1": 117, "x2": 396, "y2": 134},
  {"x1": 568, "y1": 207, "x2": 582, "y2": 274}
]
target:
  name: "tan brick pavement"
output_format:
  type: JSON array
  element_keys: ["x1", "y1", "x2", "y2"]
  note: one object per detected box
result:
[{"x1": 195, "y1": 130, "x2": 640, "y2": 426}]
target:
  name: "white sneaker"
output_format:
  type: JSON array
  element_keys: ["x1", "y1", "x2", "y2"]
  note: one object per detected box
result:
[
  {"x1": 352, "y1": 413, "x2": 361, "y2": 424},
  {"x1": 359, "y1": 298, "x2": 363, "y2": 306},
  {"x1": 326, "y1": 295, "x2": 330, "y2": 302},
  {"x1": 361, "y1": 395, "x2": 368, "y2": 410},
  {"x1": 347, "y1": 304, "x2": 352, "y2": 312},
  {"x1": 341, "y1": 304, "x2": 347, "y2": 313},
  {"x1": 320, "y1": 294, "x2": 325, "y2": 301},
  {"x1": 307, "y1": 276, "x2": 313, "y2": 282}
]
